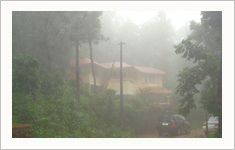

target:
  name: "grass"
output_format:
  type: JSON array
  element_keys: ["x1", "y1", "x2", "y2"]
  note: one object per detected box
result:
[
  {"x1": 190, "y1": 120, "x2": 203, "y2": 130},
  {"x1": 194, "y1": 130, "x2": 221, "y2": 138}
]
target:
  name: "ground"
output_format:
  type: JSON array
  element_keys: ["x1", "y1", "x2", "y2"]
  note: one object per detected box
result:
[{"x1": 136, "y1": 129, "x2": 204, "y2": 138}]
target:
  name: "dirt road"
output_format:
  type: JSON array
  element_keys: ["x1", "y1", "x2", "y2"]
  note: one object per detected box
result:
[{"x1": 136, "y1": 129, "x2": 204, "y2": 138}]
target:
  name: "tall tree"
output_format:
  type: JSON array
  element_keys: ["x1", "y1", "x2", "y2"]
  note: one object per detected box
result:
[
  {"x1": 13, "y1": 12, "x2": 71, "y2": 73},
  {"x1": 67, "y1": 12, "x2": 87, "y2": 100},
  {"x1": 175, "y1": 11, "x2": 222, "y2": 135},
  {"x1": 84, "y1": 12, "x2": 104, "y2": 93}
]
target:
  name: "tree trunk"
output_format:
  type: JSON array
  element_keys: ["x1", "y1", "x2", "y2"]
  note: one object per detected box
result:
[
  {"x1": 205, "y1": 113, "x2": 208, "y2": 136},
  {"x1": 119, "y1": 42, "x2": 123, "y2": 123},
  {"x1": 44, "y1": 20, "x2": 51, "y2": 73},
  {"x1": 218, "y1": 59, "x2": 222, "y2": 136},
  {"x1": 76, "y1": 40, "x2": 80, "y2": 101},
  {"x1": 89, "y1": 41, "x2": 96, "y2": 93}
]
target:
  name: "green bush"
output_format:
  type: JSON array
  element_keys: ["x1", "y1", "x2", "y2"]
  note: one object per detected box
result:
[
  {"x1": 13, "y1": 54, "x2": 41, "y2": 94},
  {"x1": 13, "y1": 55, "x2": 194, "y2": 137},
  {"x1": 122, "y1": 97, "x2": 166, "y2": 135},
  {"x1": 85, "y1": 89, "x2": 120, "y2": 126},
  {"x1": 12, "y1": 71, "x2": 134, "y2": 137},
  {"x1": 38, "y1": 73, "x2": 65, "y2": 98},
  {"x1": 190, "y1": 120, "x2": 203, "y2": 129},
  {"x1": 194, "y1": 130, "x2": 222, "y2": 138},
  {"x1": 66, "y1": 78, "x2": 91, "y2": 97}
]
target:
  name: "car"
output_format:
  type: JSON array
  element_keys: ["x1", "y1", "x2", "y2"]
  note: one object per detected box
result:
[
  {"x1": 156, "y1": 114, "x2": 191, "y2": 136},
  {"x1": 202, "y1": 116, "x2": 219, "y2": 134}
]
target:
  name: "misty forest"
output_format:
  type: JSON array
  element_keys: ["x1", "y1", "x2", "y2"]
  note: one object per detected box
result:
[{"x1": 12, "y1": 11, "x2": 222, "y2": 138}]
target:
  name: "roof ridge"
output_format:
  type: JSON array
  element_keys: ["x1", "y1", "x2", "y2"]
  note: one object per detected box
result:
[{"x1": 70, "y1": 57, "x2": 166, "y2": 74}]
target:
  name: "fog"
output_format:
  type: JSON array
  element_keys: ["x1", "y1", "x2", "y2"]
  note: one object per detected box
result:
[
  {"x1": 85, "y1": 11, "x2": 197, "y2": 89},
  {"x1": 12, "y1": 11, "x2": 222, "y2": 138},
  {"x1": 13, "y1": 11, "x2": 199, "y2": 92}
]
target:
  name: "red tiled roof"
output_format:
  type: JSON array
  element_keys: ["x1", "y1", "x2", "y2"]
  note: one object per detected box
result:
[
  {"x1": 70, "y1": 56, "x2": 103, "y2": 67},
  {"x1": 69, "y1": 57, "x2": 166, "y2": 75},
  {"x1": 149, "y1": 86, "x2": 171, "y2": 94},
  {"x1": 134, "y1": 66, "x2": 166, "y2": 75},
  {"x1": 100, "y1": 62, "x2": 132, "y2": 69}
]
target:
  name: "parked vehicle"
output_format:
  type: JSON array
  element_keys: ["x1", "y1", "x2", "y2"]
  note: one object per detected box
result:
[
  {"x1": 202, "y1": 116, "x2": 219, "y2": 134},
  {"x1": 156, "y1": 114, "x2": 191, "y2": 136}
]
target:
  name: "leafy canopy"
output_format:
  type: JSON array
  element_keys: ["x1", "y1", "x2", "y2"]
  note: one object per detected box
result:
[{"x1": 175, "y1": 11, "x2": 222, "y2": 116}]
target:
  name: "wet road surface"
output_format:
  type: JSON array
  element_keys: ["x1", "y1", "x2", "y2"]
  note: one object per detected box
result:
[{"x1": 136, "y1": 129, "x2": 204, "y2": 138}]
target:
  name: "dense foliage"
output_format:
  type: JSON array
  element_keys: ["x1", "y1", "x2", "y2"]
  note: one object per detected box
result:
[
  {"x1": 12, "y1": 55, "x2": 171, "y2": 137},
  {"x1": 195, "y1": 130, "x2": 222, "y2": 138},
  {"x1": 12, "y1": 11, "x2": 212, "y2": 138},
  {"x1": 175, "y1": 12, "x2": 222, "y2": 134},
  {"x1": 13, "y1": 55, "x2": 41, "y2": 94},
  {"x1": 12, "y1": 55, "x2": 132, "y2": 137}
]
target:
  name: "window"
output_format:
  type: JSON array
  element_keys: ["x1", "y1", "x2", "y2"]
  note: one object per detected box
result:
[
  {"x1": 174, "y1": 115, "x2": 184, "y2": 121},
  {"x1": 180, "y1": 116, "x2": 186, "y2": 120},
  {"x1": 208, "y1": 117, "x2": 218, "y2": 122},
  {"x1": 153, "y1": 75, "x2": 157, "y2": 83},
  {"x1": 145, "y1": 75, "x2": 148, "y2": 82},
  {"x1": 174, "y1": 115, "x2": 180, "y2": 120},
  {"x1": 160, "y1": 116, "x2": 173, "y2": 122},
  {"x1": 145, "y1": 74, "x2": 157, "y2": 83}
]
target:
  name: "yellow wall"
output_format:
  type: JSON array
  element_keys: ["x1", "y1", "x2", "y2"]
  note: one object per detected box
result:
[
  {"x1": 79, "y1": 64, "x2": 164, "y2": 95},
  {"x1": 79, "y1": 65, "x2": 91, "y2": 84},
  {"x1": 141, "y1": 75, "x2": 163, "y2": 88},
  {"x1": 79, "y1": 65, "x2": 106, "y2": 86},
  {"x1": 135, "y1": 73, "x2": 163, "y2": 88},
  {"x1": 107, "y1": 78, "x2": 137, "y2": 94},
  {"x1": 90, "y1": 66, "x2": 108, "y2": 86},
  {"x1": 157, "y1": 75, "x2": 163, "y2": 87}
]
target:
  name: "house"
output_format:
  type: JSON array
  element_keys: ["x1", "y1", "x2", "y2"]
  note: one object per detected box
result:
[
  {"x1": 69, "y1": 56, "x2": 108, "y2": 92},
  {"x1": 68, "y1": 56, "x2": 171, "y2": 101}
]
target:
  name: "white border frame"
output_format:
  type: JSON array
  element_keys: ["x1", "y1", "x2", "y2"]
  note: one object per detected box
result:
[{"x1": 1, "y1": 1, "x2": 234, "y2": 149}]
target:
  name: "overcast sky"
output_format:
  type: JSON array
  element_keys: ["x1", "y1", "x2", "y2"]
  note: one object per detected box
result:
[{"x1": 116, "y1": 11, "x2": 201, "y2": 29}]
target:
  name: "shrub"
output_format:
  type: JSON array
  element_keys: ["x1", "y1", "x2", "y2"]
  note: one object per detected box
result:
[
  {"x1": 122, "y1": 97, "x2": 166, "y2": 135},
  {"x1": 194, "y1": 130, "x2": 222, "y2": 138},
  {"x1": 86, "y1": 89, "x2": 120, "y2": 126},
  {"x1": 13, "y1": 54, "x2": 41, "y2": 94}
]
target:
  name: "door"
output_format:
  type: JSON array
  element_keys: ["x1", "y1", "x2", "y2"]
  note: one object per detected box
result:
[{"x1": 180, "y1": 115, "x2": 188, "y2": 130}]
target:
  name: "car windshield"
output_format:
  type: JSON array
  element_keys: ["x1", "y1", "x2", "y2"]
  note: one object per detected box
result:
[
  {"x1": 208, "y1": 117, "x2": 218, "y2": 122},
  {"x1": 160, "y1": 116, "x2": 172, "y2": 122}
]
